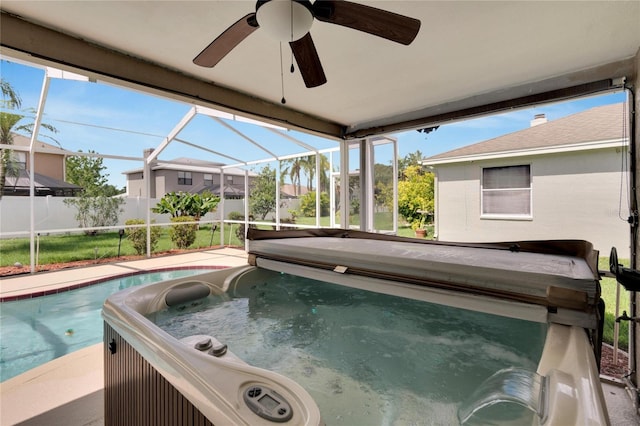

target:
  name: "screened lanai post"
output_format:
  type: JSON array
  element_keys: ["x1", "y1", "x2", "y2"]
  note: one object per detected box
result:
[
  {"x1": 275, "y1": 163, "x2": 280, "y2": 229},
  {"x1": 315, "y1": 154, "x2": 321, "y2": 227},
  {"x1": 28, "y1": 71, "x2": 51, "y2": 273},
  {"x1": 339, "y1": 142, "x2": 349, "y2": 229},
  {"x1": 393, "y1": 139, "x2": 399, "y2": 234},
  {"x1": 244, "y1": 169, "x2": 249, "y2": 251},
  {"x1": 219, "y1": 168, "x2": 225, "y2": 247},
  {"x1": 365, "y1": 139, "x2": 376, "y2": 232},
  {"x1": 144, "y1": 155, "x2": 151, "y2": 257},
  {"x1": 145, "y1": 107, "x2": 197, "y2": 256}
]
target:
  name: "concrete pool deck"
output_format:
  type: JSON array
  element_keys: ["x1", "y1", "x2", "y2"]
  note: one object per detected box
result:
[
  {"x1": 1, "y1": 247, "x2": 638, "y2": 425},
  {"x1": 0, "y1": 247, "x2": 250, "y2": 300}
]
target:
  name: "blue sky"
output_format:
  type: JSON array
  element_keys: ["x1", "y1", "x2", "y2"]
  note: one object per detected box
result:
[{"x1": 0, "y1": 58, "x2": 627, "y2": 189}]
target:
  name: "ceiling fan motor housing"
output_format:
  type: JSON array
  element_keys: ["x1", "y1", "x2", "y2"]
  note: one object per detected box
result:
[{"x1": 256, "y1": 0, "x2": 314, "y2": 42}]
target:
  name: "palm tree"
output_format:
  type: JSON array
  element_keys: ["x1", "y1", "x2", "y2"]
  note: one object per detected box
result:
[
  {"x1": 0, "y1": 79, "x2": 58, "y2": 199},
  {"x1": 0, "y1": 80, "x2": 23, "y2": 199},
  {"x1": 281, "y1": 157, "x2": 304, "y2": 196},
  {"x1": 301, "y1": 154, "x2": 331, "y2": 192}
]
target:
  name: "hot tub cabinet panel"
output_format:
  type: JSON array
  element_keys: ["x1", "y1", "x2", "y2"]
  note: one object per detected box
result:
[
  {"x1": 102, "y1": 231, "x2": 609, "y2": 425},
  {"x1": 104, "y1": 322, "x2": 215, "y2": 426}
]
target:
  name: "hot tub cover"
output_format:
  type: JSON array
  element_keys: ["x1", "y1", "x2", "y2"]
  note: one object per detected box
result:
[{"x1": 247, "y1": 229, "x2": 600, "y2": 313}]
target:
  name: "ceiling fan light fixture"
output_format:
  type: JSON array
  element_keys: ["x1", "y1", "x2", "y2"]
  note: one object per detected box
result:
[{"x1": 256, "y1": 0, "x2": 314, "y2": 42}]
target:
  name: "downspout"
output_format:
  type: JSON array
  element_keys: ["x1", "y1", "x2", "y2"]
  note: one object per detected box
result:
[{"x1": 628, "y1": 79, "x2": 639, "y2": 405}]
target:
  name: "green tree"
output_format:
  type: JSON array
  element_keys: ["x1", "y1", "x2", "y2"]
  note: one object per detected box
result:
[
  {"x1": 65, "y1": 152, "x2": 110, "y2": 194},
  {"x1": 249, "y1": 165, "x2": 277, "y2": 220},
  {"x1": 398, "y1": 150, "x2": 424, "y2": 179},
  {"x1": 0, "y1": 78, "x2": 58, "y2": 199},
  {"x1": 64, "y1": 151, "x2": 124, "y2": 232},
  {"x1": 373, "y1": 162, "x2": 394, "y2": 210},
  {"x1": 397, "y1": 165, "x2": 434, "y2": 228}
]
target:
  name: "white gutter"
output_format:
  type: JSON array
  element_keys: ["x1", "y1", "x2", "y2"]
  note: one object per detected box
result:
[{"x1": 423, "y1": 138, "x2": 629, "y2": 166}]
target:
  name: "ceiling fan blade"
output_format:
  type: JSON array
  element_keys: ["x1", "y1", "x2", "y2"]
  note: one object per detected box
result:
[
  {"x1": 290, "y1": 33, "x2": 327, "y2": 88},
  {"x1": 313, "y1": 0, "x2": 420, "y2": 45},
  {"x1": 193, "y1": 13, "x2": 259, "y2": 67}
]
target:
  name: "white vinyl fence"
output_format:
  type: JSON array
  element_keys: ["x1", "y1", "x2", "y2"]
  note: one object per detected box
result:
[{"x1": 0, "y1": 196, "x2": 252, "y2": 237}]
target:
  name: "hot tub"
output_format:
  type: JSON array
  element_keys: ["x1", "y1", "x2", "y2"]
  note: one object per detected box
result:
[{"x1": 102, "y1": 229, "x2": 609, "y2": 425}]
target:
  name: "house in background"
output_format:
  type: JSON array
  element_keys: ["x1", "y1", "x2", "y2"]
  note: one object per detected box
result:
[
  {"x1": 3, "y1": 133, "x2": 82, "y2": 196},
  {"x1": 423, "y1": 103, "x2": 631, "y2": 258},
  {"x1": 123, "y1": 154, "x2": 255, "y2": 199}
]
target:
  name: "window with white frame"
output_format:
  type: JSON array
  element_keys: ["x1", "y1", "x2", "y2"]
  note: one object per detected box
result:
[
  {"x1": 178, "y1": 171, "x2": 192, "y2": 185},
  {"x1": 10, "y1": 152, "x2": 26, "y2": 170},
  {"x1": 481, "y1": 165, "x2": 531, "y2": 218},
  {"x1": 204, "y1": 173, "x2": 213, "y2": 186}
]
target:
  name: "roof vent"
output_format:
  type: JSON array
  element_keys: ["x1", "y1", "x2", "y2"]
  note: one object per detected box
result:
[{"x1": 530, "y1": 113, "x2": 547, "y2": 127}]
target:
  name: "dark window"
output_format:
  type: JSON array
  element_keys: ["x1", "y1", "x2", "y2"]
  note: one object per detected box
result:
[{"x1": 178, "y1": 171, "x2": 192, "y2": 185}]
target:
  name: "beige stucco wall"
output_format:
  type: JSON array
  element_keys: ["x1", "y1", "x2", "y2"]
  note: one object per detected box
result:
[
  {"x1": 33, "y1": 152, "x2": 64, "y2": 180},
  {"x1": 434, "y1": 147, "x2": 631, "y2": 258}
]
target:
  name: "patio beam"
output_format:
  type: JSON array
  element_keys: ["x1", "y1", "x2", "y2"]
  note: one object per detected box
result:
[{"x1": 347, "y1": 71, "x2": 632, "y2": 139}]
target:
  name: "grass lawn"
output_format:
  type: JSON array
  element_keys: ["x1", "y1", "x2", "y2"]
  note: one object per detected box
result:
[
  {"x1": 0, "y1": 224, "x2": 244, "y2": 267},
  {"x1": 599, "y1": 257, "x2": 630, "y2": 350}
]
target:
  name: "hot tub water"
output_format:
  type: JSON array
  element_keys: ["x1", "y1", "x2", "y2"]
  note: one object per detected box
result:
[{"x1": 149, "y1": 269, "x2": 548, "y2": 425}]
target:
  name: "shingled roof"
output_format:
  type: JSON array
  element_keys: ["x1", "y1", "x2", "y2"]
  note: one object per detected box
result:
[{"x1": 424, "y1": 103, "x2": 627, "y2": 163}]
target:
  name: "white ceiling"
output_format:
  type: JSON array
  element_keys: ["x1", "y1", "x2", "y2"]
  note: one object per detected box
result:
[{"x1": 1, "y1": 1, "x2": 639, "y2": 139}]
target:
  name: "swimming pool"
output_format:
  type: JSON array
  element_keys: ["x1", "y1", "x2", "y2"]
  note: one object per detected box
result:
[{"x1": 0, "y1": 269, "x2": 216, "y2": 382}]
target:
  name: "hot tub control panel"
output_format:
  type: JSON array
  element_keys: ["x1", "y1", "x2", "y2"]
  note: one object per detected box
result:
[{"x1": 243, "y1": 385, "x2": 293, "y2": 422}]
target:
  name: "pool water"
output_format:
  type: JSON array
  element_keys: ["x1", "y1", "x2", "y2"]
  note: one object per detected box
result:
[
  {"x1": 150, "y1": 269, "x2": 548, "y2": 425},
  {"x1": 0, "y1": 269, "x2": 211, "y2": 382}
]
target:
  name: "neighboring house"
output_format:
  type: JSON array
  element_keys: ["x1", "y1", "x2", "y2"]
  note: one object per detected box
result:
[
  {"x1": 3, "y1": 133, "x2": 82, "y2": 196},
  {"x1": 280, "y1": 183, "x2": 310, "y2": 199},
  {"x1": 123, "y1": 155, "x2": 255, "y2": 199},
  {"x1": 423, "y1": 103, "x2": 630, "y2": 258}
]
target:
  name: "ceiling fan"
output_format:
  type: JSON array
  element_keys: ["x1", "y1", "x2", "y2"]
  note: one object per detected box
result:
[{"x1": 193, "y1": 0, "x2": 421, "y2": 88}]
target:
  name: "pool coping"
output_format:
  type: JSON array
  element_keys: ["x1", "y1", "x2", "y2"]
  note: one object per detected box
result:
[{"x1": 0, "y1": 265, "x2": 228, "y2": 302}]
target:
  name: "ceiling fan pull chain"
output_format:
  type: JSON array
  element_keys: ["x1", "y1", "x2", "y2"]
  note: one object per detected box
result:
[
  {"x1": 289, "y1": 0, "x2": 295, "y2": 74},
  {"x1": 279, "y1": 42, "x2": 286, "y2": 104}
]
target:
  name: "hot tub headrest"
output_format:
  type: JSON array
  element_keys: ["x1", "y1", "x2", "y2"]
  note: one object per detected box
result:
[{"x1": 165, "y1": 281, "x2": 211, "y2": 307}]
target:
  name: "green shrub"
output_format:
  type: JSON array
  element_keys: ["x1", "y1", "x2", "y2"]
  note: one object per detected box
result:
[
  {"x1": 124, "y1": 219, "x2": 162, "y2": 255},
  {"x1": 228, "y1": 211, "x2": 250, "y2": 242},
  {"x1": 298, "y1": 191, "x2": 330, "y2": 217},
  {"x1": 227, "y1": 211, "x2": 245, "y2": 221},
  {"x1": 169, "y1": 216, "x2": 197, "y2": 249}
]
